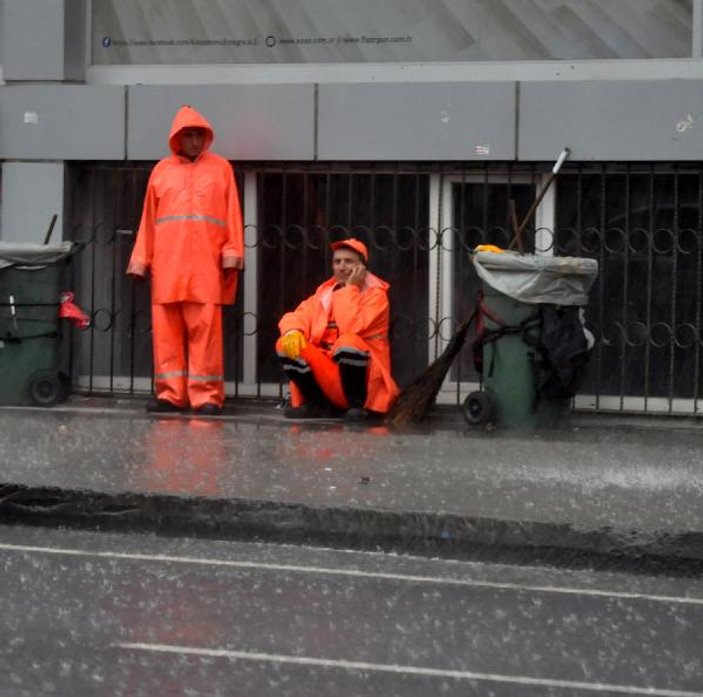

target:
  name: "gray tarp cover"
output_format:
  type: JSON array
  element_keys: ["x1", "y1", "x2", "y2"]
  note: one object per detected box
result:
[
  {"x1": 0, "y1": 241, "x2": 76, "y2": 270},
  {"x1": 472, "y1": 251, "x2": 599, "y2": 306}
]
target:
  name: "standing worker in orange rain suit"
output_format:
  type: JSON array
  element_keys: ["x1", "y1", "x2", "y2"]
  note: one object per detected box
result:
[
  {"x1": 276, "y1": 238, "x2": 399, "y2": 421},
  {"x1": 127, "y1": 105, "x2": 244, "y2": 416}
]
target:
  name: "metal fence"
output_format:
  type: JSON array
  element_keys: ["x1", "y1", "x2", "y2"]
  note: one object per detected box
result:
[{"x1": 63, "y1": 160, "x2": 703, "y2": 416}]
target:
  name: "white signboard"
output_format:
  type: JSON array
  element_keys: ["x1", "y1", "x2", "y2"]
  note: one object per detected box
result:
[{"x1": 92, "y1": 0, "x2": 691, "y2": 65}]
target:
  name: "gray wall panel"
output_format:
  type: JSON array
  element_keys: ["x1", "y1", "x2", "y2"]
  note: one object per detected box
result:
[
  {"x1": 127, "y1": 85, "x2": 315, "y2": 160},
  {"x1": 318, "y1": 82, "x2": 516, "y2": 160},
  {"x1": 2, "y1": 0, "x2": 65, "y2": 81},
  {"x1": 1, "y1": 163, "x2": 66, "y2": 243},
  {"x1": 520, "y1": 80, "x2": 703, "y2": 161},
  {"x1": 0, "y1": 86, "x2": 125, "y2": 160}
]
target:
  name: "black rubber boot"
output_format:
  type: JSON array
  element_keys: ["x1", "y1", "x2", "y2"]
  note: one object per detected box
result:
[
  {"x1": 337, "y1": 352, "x2": 369, "y2": 420},
  {"x1": 284, "y1": 403, "x2": 334, "y2": 419},
  {"x1": 146, "y1": 398, "x2": 185, "y2": 413},
  {"x1": 280, "y1": 357, "x2": 335, "y2": 417}
]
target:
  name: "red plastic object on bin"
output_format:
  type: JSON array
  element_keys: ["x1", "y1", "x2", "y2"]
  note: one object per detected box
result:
[{"x1": 59, "y1": 292, "x2": 90, "y2": 329}]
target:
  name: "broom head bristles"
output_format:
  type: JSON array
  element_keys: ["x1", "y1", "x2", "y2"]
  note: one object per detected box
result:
[{"x1": 386, "y1": 318, "x2": 473, "y2": 426}]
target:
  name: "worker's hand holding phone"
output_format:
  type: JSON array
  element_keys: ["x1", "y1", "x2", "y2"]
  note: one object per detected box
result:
[{"x1": 346, "y1": 262, "x2": 366, "y2": 287}]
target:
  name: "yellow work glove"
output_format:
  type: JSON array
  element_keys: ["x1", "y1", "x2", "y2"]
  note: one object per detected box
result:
[
  {"x1": 474, "y1": 244, "x2": 505, "y2": 254},
  {"x1": 281, "y1": 330, "x2": 307, "y2": 360}
]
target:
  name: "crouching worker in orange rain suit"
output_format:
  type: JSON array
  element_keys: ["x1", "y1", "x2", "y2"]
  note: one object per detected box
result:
[
  {"x1": 126, "y1": 105, "x2": 244, "y2": 415},
  {"x1": 276, "y1": 238, "x2": 399, "y2": 422}
]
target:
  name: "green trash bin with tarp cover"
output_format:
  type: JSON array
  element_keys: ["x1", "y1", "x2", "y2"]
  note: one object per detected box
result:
[
  {"x1": 463, "y1": 250, "x2": 599, "y2": 429},
  {"x1": 0, "y1": 241, "x2": 83, "y2": 406}
]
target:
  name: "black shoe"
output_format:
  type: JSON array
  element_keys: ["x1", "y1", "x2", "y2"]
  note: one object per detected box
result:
[
  {"x1": 146, "y1": 398, "x2": 184, "y2": 413},
  {"x1": 284, "y1": 403, "x2": 332, "y2": 419},
  {"x1": 344, "y1": 407, "x2": 370, "y2": 422},
  {"x1": 193, "y1": 403, "x2": 223, "y2": 416}
]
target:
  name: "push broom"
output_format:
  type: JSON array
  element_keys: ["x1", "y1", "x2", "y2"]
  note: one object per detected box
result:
[
  {"x1": 386, "y1": 147, "x2": 570, "y2": 426},
  {"x1": 385, "y1": 308, "x2": 477, "y2": 426}
]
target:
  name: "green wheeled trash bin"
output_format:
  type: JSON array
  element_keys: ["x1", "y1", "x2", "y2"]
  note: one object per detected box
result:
[
  {"x1": 462, "y1": 250, "x2": 598, "y2": 429},
  {"x1": 0, "y1": 241, "x2": 81, "y2": 406}
]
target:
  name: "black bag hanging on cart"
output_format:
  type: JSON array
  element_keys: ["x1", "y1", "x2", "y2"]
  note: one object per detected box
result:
[{"x1": 534, "y1": 304, "x2": 592, "y2": 398}]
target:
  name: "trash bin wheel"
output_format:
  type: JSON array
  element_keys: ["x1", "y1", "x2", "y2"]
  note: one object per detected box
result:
[
  {"x1": 462, "y1": 391, "x2": 495, "y2": 426},
  {"x1": 28, "y1": 370, "x2": 63, "y2": 407}
]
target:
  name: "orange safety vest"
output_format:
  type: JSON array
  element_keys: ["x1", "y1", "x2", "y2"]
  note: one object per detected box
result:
[
  {"x1": 279, "y1": 272, "x2": 400, "y2": 412},
  {"x1": 127, "y1": 105, "x2": 243, "y2": 305}
]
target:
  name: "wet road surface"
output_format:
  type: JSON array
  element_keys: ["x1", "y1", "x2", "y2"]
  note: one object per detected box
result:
[
  {"x1": 1, "y1": 524, "x2": 702, "y2": 696},
  {"x1": 4, "y1": 406, "x2": 703, "y2": 566}
]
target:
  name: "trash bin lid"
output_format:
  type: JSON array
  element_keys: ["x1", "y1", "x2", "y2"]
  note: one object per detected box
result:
[
  {"x1": 472, "y1": 251, "x2": 599, "y2": 306},
  {"x1": 0, "y1": 241, "x2": 77, "y2": 270}
]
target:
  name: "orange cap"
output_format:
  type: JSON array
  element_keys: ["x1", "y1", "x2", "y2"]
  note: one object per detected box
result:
[{"x1": 330, "y1": 238, "x2": 368, "y2": 263}]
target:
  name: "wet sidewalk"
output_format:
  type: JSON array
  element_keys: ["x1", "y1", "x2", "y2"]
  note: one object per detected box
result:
[{"x1": 1, "y1": 396, "x2": 703, "y2": 570}]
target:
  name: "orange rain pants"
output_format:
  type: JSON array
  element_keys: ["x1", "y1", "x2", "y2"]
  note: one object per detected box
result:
[
  {"x1": 152, "y1": 302, "x2": 224, "y2": 409},
  {"x1": 276, "y1": 332, "x2": 373, "y2": 410}
]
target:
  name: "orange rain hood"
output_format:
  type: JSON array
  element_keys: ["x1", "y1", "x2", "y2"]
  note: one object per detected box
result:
[{"x1": 168, "y1": 104, "x2": 215, "y2": 155}]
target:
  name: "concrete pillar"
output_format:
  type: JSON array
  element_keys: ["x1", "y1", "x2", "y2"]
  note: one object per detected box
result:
[
  {"x1": 694, "y1": 0, "x2": 703, "y2": 59},
  {"x1": 1, "y1": 163, "x2": 66, "y2": 243},
  {"x1": 1, "y1": 0, "x2": 88, "y2": 242}
]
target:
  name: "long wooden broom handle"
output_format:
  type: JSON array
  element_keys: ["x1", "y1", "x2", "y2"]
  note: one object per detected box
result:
[
  {"x1": 509, "y1": 199, "x2": 522, "y2": 254},
  {"x1": 509, "y1": 147, "x2": 570, "y2": 250},
  {"x1": 44, "y1": 214, "x2": 58, "y2": 245}
]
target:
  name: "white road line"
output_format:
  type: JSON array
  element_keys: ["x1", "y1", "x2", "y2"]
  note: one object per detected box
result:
[
  {"x1": 115, "y1": 642, "x2": 703, "y2": 697},
  {"x1": 0, "y1": 540, "x2": 700, "y2": 607}
]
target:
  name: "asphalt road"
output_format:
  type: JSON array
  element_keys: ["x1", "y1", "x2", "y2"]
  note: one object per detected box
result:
[{"x1": 1, "y1": 524, "x2": 702, "y2": 697}]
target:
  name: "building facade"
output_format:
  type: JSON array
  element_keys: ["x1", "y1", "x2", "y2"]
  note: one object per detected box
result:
[{"x1": 2, "y1": 0, "x2": 703, "y2": 415}]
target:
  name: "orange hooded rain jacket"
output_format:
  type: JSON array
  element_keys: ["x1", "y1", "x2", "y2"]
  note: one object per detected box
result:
[
  {"x1": 127, "y1": 105, "x2": 243, "y2": 304},
  {"x1": 278, "y1": 272, "x2": 400, "y2": 413}
]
